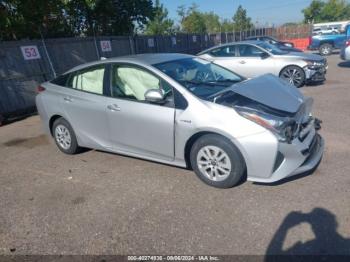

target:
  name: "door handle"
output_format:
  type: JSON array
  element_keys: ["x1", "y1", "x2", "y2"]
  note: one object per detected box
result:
[
  {"x1": 107, "y1": 104, "x2": 121, "y2": 112},
  {"x1": 238, "y1": 60, "x2": 246, "y2": 64},
  {"x1": 63, "y1": 96, "x2": 73, "y2": 102}
]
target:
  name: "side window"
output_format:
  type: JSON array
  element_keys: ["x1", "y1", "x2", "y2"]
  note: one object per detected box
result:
[
  {"x1": 68, "y1": 65, "x2": 105, "y2": 95},
  {"x1": 51, "y1": 74, "x2": 70, "y2": 86},
  {"x1": 209, "y1": 46, "x2": 236, "y2": 57},
  {"x1": 111, "y1": 65, "x2": 168, "y2": 101},
  {"x1": 237, "y1": 45, "x2": 265, "y2": 57}
]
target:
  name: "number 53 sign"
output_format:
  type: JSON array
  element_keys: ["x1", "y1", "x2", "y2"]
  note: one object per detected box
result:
[{"x1": 20, "y1": 45, "x2": 41, "y2": 60}]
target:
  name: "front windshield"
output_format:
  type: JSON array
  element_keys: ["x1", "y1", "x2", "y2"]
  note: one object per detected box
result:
[
  {"x1": 265, "y1": 36, "x2": 278, "y2": 43},
  {"x1": 256, "y1": 42, "x2": 288, "y2": 55},
  {"x1": 154, "y1": 58, "x2": 243, "y2": 100}
]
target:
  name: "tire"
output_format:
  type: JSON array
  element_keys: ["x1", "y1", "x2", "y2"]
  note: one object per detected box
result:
[
  {"x1": 190, "y1": 134, "x2": 246, "y2": 188},
  {"x1": 319, "y1": 43, "x2": 333, "y2": 56},
  {"x1": 280, "y1": 65, "x2": 306, "y2": 88},
  {"x1": 52, "y1": 118, "x2": 80, "y2": 154}
]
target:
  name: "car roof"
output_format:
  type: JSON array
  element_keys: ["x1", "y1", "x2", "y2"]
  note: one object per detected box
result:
[
  {"x1": 65, "y1": 53, "x2": 193, "y2": 74},
  {"x1": 197, "y1": 40, "x2": 262, "y2": 55}
]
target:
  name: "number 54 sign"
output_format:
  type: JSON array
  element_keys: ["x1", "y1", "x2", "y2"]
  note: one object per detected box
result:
[
  {"x1": 20, "y1": 45, "x2": 41, "y2": 60},
  {"x1": 100, "y1": 40, "x2": 112, "y2": 52}
]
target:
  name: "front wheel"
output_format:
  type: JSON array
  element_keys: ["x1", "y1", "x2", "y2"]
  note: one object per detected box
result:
[
  {"x1": 280, "y1": 66, "x2": 306, "y2": 88},
  {"x1": 319, "y1": 43, "x2": 333, "y2": 56},
  {"x1": 190, "y1": 134, "x2": 246, "y2": 188}
]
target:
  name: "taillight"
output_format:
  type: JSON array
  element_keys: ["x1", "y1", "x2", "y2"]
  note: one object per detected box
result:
[
  {"x1": 346, "y1": 40, "x2": 350, "y2": 47},
  {"x1": 37, "y1": 85, "x2": 46, "y2": 93}
]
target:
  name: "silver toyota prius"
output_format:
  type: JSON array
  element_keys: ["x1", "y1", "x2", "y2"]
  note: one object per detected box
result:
[{"x1": 36, "y1": 53, "x2": 324, "y2": 188}]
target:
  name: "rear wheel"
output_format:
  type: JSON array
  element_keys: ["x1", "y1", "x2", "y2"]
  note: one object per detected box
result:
[
  {"x1": 52, "y1": 118, "x2": 80, "y2": 154},
  {"x1": 190, "y1": 134, "x2": 246, "y2": 188},
  {"x1": 280, "y1": 65, "x2": 306, "y2": 88},
  {"x1": 319, "y1": 43, "x2": 333, "y2": 56}
]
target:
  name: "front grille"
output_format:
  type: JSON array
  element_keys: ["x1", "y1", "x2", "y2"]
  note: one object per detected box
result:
[
  {"x1": 298, "y1": 118, "x2": 314, "y2": 142},
  {"x1": 301, "y1": 134, "x2": 319, "y2": 156}
]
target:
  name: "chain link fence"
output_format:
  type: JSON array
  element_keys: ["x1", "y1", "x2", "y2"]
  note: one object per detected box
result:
[{"x1": 0, "y1": 24, "x2": 312, "y2": 122}]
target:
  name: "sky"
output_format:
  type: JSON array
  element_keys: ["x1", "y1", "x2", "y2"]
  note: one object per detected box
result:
[{"x1": 160, "y1": 0, "x2": 314, "y2": 26}]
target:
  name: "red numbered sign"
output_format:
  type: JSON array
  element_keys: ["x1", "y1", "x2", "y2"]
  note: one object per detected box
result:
[
  {"x1": 20, "y1": 46, "x2": 41, "y2": 60},
  {"x1": 100, "y1": 40, "x2": 112, "y2": 52}
]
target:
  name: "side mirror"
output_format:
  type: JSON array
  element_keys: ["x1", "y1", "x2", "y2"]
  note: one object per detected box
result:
[
  {"x1": 260, "y1": 52, "x2": 270, "y2": 59},
  {"x1": 144, "y1": 89, "x2": 164, "y2": 103}
]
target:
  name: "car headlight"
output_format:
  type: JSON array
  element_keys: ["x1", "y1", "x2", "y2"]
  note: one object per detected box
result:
[
  {"x1": 235, "y1": 106, "x2": 295, "y2": 143},
  {"x1": 303, "y1": 60, "x2": 324, "y2": 68}
]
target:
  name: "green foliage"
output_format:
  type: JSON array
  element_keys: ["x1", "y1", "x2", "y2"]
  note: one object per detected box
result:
[
  {"x1": 178, "y1": 3, "x2": 207, "y2": 33},
  {"x1": 144, "y1": 0, "x2": 174, "y2": 35},
  {"x1": 303, "y1": 0, "x2": 350, "y2": 23},
  {"x1": 177, "y1": 4, "x2": 253, "y2": 34},
  {"x1": 232, "y1": 5, "x2": 254, "y2": 31},
  {"x1": 0, "y1": 0, "x2": 155, "y2": 40},
  {"x1": 1, "y1": 0, "x2": 71, "y2": 40},
  {"x1": 202, "y1": 12, "x2": 221, "y2": 33},
  {"x1": 282, "y1": 22, "x2": 300, "y2": 27},
  {"x1": 221, "y1": 19, "x2": 234, "y2": 32}
]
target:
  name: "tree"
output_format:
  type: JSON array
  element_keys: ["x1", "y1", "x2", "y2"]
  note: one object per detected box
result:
[
  {"x1": 177, "y1": 4, "x2": 207, "y2": 33},
  {"x1": 92, "y1": 0, "x2": 154, "y2": 35},
  {"x1": 144, "y1": 0, "x2": 174, "y2": 35},
  {"x1": 302, "y1": 0, "x2": 350, "y2": 23},
  {"x1": 202, "y1": 12, "x2": 221, "y2": 33},
  {"x1": 302, "y1": 0, "x2": 326, "y2": 23},
  {"x1": 1, "y1": 0, "x2": 71, "y2": 40},
  {"x1": 282, "y1": 22, "x2": 300, "y2": 27},
  {"x1": 221, "y1": 19, "x2": 234, "y2": 32},
  {"x1": 232, "y1": 5, "x2": 254, "y2": 31},
  {"x1": 0, "y1": 0, "x2": 155, "y2": 40}
]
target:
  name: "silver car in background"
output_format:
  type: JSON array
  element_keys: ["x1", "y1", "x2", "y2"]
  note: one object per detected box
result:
[
  {"x1": 340, "y1": 40, "x2": 350, "y2": 61},
  {"x1": 198, "y1": 41, "x2": 327, "y2": 88},
  {"x1": 36, "y1": 53, "x2": 324, "y2": 188}
]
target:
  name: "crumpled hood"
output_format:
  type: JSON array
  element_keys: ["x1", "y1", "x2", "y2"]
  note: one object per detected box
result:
[
  {"x1": 282, "y1": 51, "x2": 325, "y2": 61},
  {"x1": 220, "y1": 74, "x2": 305, "y2": 114}
]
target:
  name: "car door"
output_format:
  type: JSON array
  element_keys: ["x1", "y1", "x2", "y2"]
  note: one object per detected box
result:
[
  {"x1": 233, "y1": 44, "x2": 276, "y2": 78},
  {"x1": 61, "y1": 65, "x2": 110, "y2": 149},
  {"x1": 104, "y1": 63, "x2": 175, "y2": 161}
]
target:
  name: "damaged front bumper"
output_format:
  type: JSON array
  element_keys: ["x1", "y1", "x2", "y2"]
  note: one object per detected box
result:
[
  {"x1": 304, "y1": 65, "x2": 327, "y2": 83},
  {"x1": 245, "y1": 119, "x2": 324, "y2": 183}
]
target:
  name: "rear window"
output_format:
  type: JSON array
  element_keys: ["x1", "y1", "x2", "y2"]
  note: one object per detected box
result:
[{"x1": 51, "y1": 74, "x2": 70, "y2": 86}]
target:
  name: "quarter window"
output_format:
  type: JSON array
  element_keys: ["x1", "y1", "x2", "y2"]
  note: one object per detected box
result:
[{"x1": 69, "y1": 65, "x2": 105, "y2": 95}]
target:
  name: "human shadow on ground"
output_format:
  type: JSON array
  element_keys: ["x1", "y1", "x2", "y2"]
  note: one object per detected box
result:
[{"x1": 265, "y1": 208, "x2": 350, "y2": 262}]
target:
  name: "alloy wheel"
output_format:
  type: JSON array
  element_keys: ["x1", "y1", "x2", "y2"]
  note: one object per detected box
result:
[
  {"x1": 321, "y1": 46, "x2": 331, "y2": 55},
  {"x1": 55, "y1": 125, "x2": 72, "y2": 150},
  {"x1": 196, "y1": 145, "x2": 232, "y2": 182},
  {"x1": 281, "y1": 68, "x2": 303, "y2": 87}
]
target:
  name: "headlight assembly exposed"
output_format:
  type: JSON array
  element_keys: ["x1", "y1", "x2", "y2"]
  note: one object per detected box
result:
[
  {"x1": 234, "y1": 106, "x2": 295, "y2": 143},
  {"x1": 303, "y1": 60, "x2": 324, "y2": 68}
]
